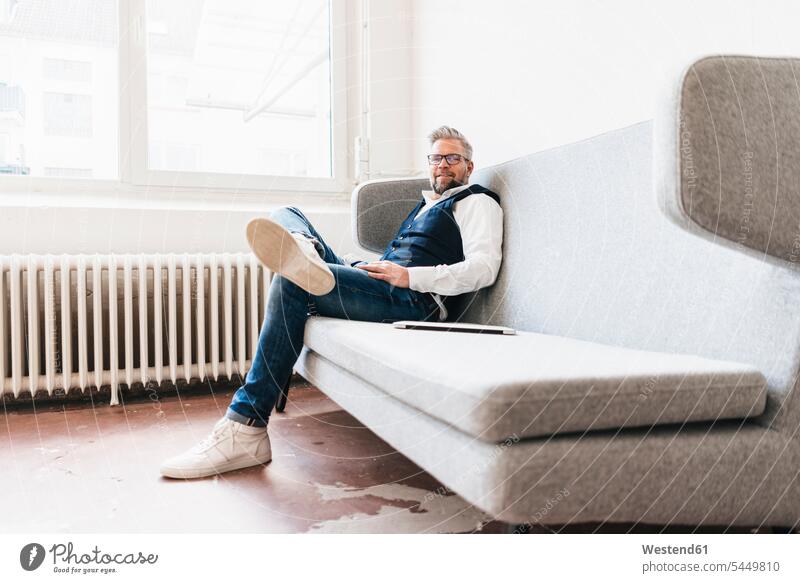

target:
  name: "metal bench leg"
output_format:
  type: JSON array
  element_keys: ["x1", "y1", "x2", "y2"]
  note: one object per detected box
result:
[{"x1": 275, "y1": 374, "x2": 291, "y2": 413}]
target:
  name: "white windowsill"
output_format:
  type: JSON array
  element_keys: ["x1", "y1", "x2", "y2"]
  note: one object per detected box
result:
[{"x1": 0, "y1": 180, "x2": 353, "y2": 213}]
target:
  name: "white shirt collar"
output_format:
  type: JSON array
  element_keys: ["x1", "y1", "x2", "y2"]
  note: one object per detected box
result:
[{"x1": 421, "y1": 183, "x2": 471, "y2": 205}]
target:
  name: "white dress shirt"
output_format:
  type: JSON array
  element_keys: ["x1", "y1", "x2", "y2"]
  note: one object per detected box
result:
[{"x1": 405, "y1": 184, "x2": 504, "y2": 320}]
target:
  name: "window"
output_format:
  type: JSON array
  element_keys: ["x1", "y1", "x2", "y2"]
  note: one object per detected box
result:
[
  {"x1": 259, "y1": 148, "x2": 308, "y2": 177},
  {"x1": 42, "y1": 58, "x2": 93, "y2": 84},
  {"x1": 44, "y1": 93, "x2": 93, "y2": 137},
  {"x1": 134, "y1": 0, "x2": 343, "y2": 190},
  {"x1": 0, "y1": 0, "x2": 118, "y2": 179},
  {"x1": 148, "y1": 142, "x2": 200, "y2": 172},
  {"x1": 0, "y1": 131, "x2": 27, "y2": 174},
  {"x1": 0, "y1": 0, "x2": 348, "y2": 191},
  {"x1": 43, "y1": 166, "x2": 93, "y2": 178}
]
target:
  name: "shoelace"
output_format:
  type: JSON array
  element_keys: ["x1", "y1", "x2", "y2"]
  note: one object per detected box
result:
[
  {"x1": 293, "y1": 233, "x2": 322, "y2": 260},
  {"x1": 191, "y1": 422, "x2": 231, "y2": 454}
]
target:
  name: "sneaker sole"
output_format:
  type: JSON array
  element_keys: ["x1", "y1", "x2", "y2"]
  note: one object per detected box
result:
[
  {"x1": 246, "y1": 217, "x2": 335, "y2": 295},
  {"x1": 160, "y1": 453, "x2": 273, "y2": 480}
]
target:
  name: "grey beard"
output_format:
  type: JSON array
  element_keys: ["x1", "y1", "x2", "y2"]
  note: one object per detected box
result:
[{"x1": 431, "y1": 175, "x2": 464, "y2": 195}]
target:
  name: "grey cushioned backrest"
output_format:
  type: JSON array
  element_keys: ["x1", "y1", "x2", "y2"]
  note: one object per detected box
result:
[
  {"x1": 351, "y1": 178, "x2": 430, "y2": 254},
  {"x1": 657, "y1": 55, "x2": 800, "y2": 263},
  {"x1": 462, "y1": 120, "x2": 800, "y2": 435}
]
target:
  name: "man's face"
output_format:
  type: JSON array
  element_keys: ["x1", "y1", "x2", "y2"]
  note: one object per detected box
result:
[{"x1": 429, "y1": 138, "x2": 474, "y2": 195}]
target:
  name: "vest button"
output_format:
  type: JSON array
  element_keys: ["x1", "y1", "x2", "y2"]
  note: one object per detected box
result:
[{"x1": 391, "y1": 246, "x2": 396, "y2": 251}]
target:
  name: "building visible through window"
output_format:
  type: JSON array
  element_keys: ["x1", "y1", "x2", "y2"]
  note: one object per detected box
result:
[
  {"x1": 0, "y1": 0, "x2": 118, "y2": 178},
  {"x1": 44, "y1": 93, "x2": 92, "y2": 137},
  {"x1": 43, "y1": 58, "x2": 93, "y2": 84}
]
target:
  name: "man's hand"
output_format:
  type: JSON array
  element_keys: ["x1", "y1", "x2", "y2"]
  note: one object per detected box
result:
[{"x1": 355, "y1": 261, "x2": 410, "y2": 288}]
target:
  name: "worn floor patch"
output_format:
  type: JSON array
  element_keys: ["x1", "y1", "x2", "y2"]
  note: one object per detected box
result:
[{"x1": 308, "y1": 481, "x2": 492, "y2": 533}]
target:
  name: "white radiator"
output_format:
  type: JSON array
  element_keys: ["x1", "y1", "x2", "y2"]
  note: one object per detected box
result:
[{"x1": 0, "y1": 253, "x2": 270, "y2": 405}]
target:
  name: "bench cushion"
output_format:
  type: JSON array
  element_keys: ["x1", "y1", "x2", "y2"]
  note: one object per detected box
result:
[{"x1": 302, "y1": 317, "x2": 767, "y2": 441}]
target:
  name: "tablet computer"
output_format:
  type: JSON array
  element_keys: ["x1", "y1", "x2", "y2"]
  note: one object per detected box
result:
[{"x1": 392, "y1": 321, "x2": 516, "y2": 335}]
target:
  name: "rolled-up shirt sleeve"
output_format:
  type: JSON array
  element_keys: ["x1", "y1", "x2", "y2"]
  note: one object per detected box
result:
[{"x1": 407, "y1": 194, "x2": 503, "y2": 295}]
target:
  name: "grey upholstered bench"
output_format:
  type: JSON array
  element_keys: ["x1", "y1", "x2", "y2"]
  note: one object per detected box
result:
[{"x1": 296, "y1": 55, "x2": 800, "y2": 530}]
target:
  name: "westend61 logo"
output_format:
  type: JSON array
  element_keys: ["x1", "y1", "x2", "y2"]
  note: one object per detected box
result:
[{"x1": 19, "y1": 541, "x2": 159, "y2": 574}]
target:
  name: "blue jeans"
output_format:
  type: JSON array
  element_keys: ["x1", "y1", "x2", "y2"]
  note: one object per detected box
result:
[{"x1": 226, "y1": 206, "x2": 440, "y2": 427}]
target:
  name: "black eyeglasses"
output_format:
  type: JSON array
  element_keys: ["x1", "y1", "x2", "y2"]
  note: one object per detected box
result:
[{"x1": 427, "y1": 153, "x2": 469, "y2": 165}]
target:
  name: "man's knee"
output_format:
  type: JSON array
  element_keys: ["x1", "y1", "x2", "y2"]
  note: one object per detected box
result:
[
  {"x1": 273, "y1": 273, "x2": 297, "y2": 289},
  {"x1": 270, "y1": 205, "x2": 304, "y2": 221},
  {"x1": 269, "y1": 274, "x2": 310, "y2": 302}
]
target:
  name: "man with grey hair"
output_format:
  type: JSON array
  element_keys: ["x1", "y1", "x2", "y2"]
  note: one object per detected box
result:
[{"x1": 160, "y1": 125, "x2": 504, "y2": 479}]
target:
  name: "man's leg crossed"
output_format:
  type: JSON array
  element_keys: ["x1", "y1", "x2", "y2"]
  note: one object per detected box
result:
[{"x1": 161, "y1": 211, "x2": 437, "y2": 478}]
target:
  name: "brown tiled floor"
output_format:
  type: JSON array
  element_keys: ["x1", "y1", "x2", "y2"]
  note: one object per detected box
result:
[
  {"x1": 0, "y1": 381, "x2": 768, "y2": 534},
  {"x1": 0, "y1": 380, "x2": 503, "y2": 533}
]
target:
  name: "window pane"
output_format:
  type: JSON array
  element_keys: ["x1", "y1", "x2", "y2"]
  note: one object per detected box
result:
[
  {"x1": 0, "y1": 0, "x2": 118, "y2": 179},
  {"x1": 44, "y1": 93, "x2": 93, "y2": 137},
  {"x1": 43, "y1": 166, "x2": 93, "y2": 178},
  {"x1": 146, "y1": 0, "x2": 332, "y2": 178},
  {"x1": 43, "y1": 58, "x2": 93, "y2": 84}
]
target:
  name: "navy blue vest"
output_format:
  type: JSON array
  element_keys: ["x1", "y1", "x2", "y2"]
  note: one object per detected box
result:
[{"x1": 381, "y1": 184, "x2": 501, "y2": 315}]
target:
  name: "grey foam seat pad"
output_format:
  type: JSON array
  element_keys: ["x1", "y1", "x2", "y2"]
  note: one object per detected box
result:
[
  {"x1": 295, "y1": 349, "x2": 795, "y2": 525},
  {"x1": 303, "y1": 317, "x2": 767, "y2": 441}
]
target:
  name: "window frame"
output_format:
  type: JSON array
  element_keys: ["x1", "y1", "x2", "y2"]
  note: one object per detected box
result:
[
  {"x1": 124, "y1": 0, "x2": 349, "y2": 193},
  {"x1": 0, "y1": 0, "x2": 352, "y2": 198}
]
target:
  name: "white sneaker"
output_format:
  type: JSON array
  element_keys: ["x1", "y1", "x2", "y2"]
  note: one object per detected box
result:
[
  {"x1": 246, "y1": 217, "x2": 335, "y2": 295},
  {"x1": 160, "y1": 417, "x2": 272, "y2": 479}
]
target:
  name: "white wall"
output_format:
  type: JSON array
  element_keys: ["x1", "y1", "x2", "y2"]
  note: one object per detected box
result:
[
  {"x1": 359, "y1": 0, "x2": 416, "y2": 179},
  {"x1": 408, "y1": 0, "x2": 800, "y2": 169},
  {"x1": 0, "y1": 191, "x2": 355, "y2": 255}
]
